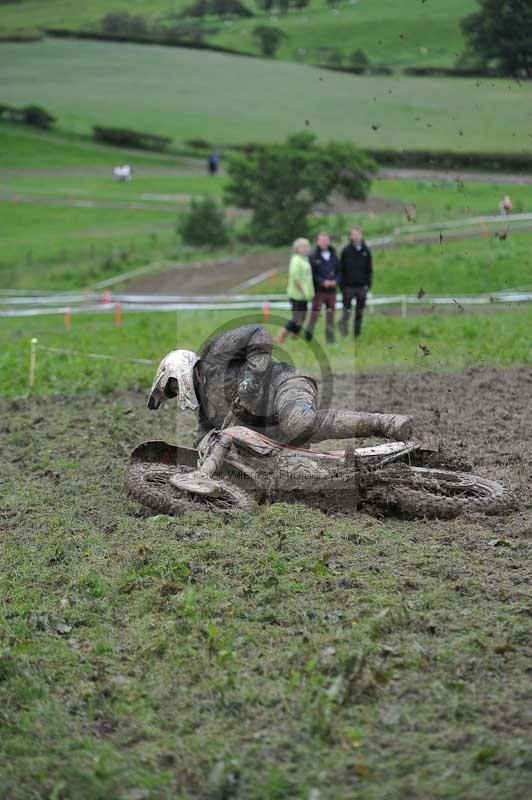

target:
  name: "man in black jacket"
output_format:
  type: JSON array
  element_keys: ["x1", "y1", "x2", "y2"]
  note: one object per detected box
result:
[
  {"x1": 339, "y1": 226, "x2": 372, "y2": 338},
  {"x1": 305, "y1": 232, "x2": 340, "y2": 344},
  {"x1": 148, "y1": 324, "x2": 413, "y2": 445}
]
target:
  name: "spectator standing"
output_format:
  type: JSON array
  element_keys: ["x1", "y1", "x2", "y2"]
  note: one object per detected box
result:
[
  {"x1": 339, "y1": 225, "x2": 372, "y2": 338},
  {"x1": 276, "y1": 238, "x2": 314, "y2": 344},
  {"x1": 304, "y1": 232, "x2": 340, "y2": 344},
  {"x1": 208, "y1": 152, "x2": 220, "y2": 176}
]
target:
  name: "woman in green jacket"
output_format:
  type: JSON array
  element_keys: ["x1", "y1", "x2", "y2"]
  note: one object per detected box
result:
[{"x1": 276, "y1": 238, "x2": 315, "y2": 344}]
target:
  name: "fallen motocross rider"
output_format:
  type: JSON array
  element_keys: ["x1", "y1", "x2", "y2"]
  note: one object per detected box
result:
[
  {"x1": 147, "y1": 323, "x2": 413, "y2": 445},
  {"x1": 128, "y1": 324, "x2": 509, "y2": 517}
]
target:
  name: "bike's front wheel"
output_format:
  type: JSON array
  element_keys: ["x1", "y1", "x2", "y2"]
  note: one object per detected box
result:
[
  {"x1": 366, "y1": 466, "x2": 511, "y2": 519},
  {"x1": 125, "y1": 462, "x2": 255, "y2": 516}
]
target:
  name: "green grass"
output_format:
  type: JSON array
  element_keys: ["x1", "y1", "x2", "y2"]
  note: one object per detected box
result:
[
  {"x1": 212, "y1": 0, "x2": 476, "y2": 67},
  {"x1": 1, "y1": 39, "x2": 530, "y2": 152},
  {"x1": 0, "y1": 171, "x2": 227, "y2": 202},
  {"x1": 0, "y1": 124, "x2": 230, "y2": 289},
  {"x1": 0, "y1": 202, "x2": 181, "y2": 289},
  {"x1": 1, "y1": 308, "x2": 532, "y2": 400},
  {"x1": 305, "y1": 176, "x2": 532, "y2": 244},
  {"x1": 373, "y1": 177, "x2": 532, "y2": 221},
  {"x1": 0, "y1": 0, "x2": 476, "y2": 68}
]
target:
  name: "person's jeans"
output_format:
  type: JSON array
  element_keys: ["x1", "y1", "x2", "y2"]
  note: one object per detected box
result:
[
  {"x1": 306, "y1": 290, "x2": 336, "y2": 337},
  {"x1": 284, "y1": 299, "x2": 308, "y2": 335},
  {"x1": 340, "y1": 286, "x2": 367, "y2": 337}
]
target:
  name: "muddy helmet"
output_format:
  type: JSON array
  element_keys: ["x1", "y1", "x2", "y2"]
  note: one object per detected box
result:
[{"x1": 148, "y1": 349, "x2": 200, "y2": 411}]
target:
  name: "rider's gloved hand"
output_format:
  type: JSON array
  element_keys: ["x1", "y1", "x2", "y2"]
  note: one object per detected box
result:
[{"x1": 238, "y1": 376, "x2": 261, "y2": 411}]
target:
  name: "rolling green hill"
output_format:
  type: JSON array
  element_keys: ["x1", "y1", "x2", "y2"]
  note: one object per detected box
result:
[
  {"x1": 1, "y1": 38, "x2": 529, "y2": 152},
  {"x1": 0, "y1": 0, "x2": 477, "y2": 69}
]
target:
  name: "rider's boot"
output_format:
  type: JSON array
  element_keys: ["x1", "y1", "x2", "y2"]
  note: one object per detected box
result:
[
  {"x1": 379, "y1": 414, "x2": 413, "y2": 440},
  {"x1": 310, "y1": 410, "x2": 414, "y2": 442}
]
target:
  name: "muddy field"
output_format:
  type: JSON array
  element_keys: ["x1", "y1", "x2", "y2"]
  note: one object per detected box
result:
[
  {"x1": 1, "y1": 365, "x2": 531, "y2": 799},
  {"x1": 337, "y1": 366, "x2": 532, "y2": 532},
  {"x1": 2, "y1": 366, "x2": 531, "y2": 530}
]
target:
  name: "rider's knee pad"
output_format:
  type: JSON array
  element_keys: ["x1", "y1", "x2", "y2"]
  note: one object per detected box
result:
[{"x1": 279, "y1": 400, "x2": 317, "y2": 442}]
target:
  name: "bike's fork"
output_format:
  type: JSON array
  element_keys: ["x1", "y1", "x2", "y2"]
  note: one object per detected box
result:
[{"x1": 169, "y1": 406, "x2": 239, "y2": 492}]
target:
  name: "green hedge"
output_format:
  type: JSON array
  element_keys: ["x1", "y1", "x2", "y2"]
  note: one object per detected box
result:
[
  {"x1": 366, "y1": 149, "x2": 532, "y2": 172},
  {"x1": 45, "y1": 27, "x2": 257, "y2": 57},
  {"x1": 318, "y1": 63, "x2": 394, "y2": 76},
  {"x1": 93, "y1": 125, "x2": 172, "y2": 151},
  {"x1": 226, "y1": 142, "x2": 532, "y2": 172},
  {"x1": 402, "y1": 66, "x2": 498, "y2": 78},
  {"x1": 0, "y1": 103, "x2": 55, "y2": 129},
  {"x1": 0, "y1": 29, "x2": 43, "y2": 42}
]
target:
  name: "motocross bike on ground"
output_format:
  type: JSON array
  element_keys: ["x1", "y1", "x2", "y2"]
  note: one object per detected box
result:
[{"x1": 125, "y1": 413, "x2": 509, "y2": 519}]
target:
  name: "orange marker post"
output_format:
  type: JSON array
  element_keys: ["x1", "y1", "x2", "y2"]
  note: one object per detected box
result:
[
  {"x1": 64, "y1": 307, "x2": 72, "y2": 330},
  {"x1": 263, "y1": 298, "x2": 271, "y2": 323},
  {"x1": 114, "y1": 301, "x2": 122, "y2": 328}
]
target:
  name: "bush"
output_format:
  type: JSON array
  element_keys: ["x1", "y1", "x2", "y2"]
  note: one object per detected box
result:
[
  {"x1": 349, "y1": 48, "x2": 369, "y2": 73},
  {"x1": 252, "y1": 25, "x2": 286, "y2": 57},
  {"x1": 178, "y1": 198, "x2": 230, "y2": 246},
  {"x1": 101, "y1": 12, "x2": 148, "y2": 36},
  {"x1": 0, "y1": 102, "x2": 55, "y2": 129},
  {"x1": 323, "y1": 47, "x2": 343, "y2": 67},
  {"x1": 163, "y1": 23, "x2": 205, "y2": 43},
  {"x1": 369, "y1": 64, "x2": 393, "y2": 75},
  {"x1": 185, "y1": 138, "x2": 212, "y2": 150},
  {"x1": 212, "y1": 0, "x2": 254, "y2": 17},
  {"x1": 92, "y1": 126, "x2": 172, "y2": 151},
  {"x1": 23, "y1": 104, "x2": 55, "y2": 129},
  {"x1": 180, "y1": 0, "x2": 253, "y2": 17},
  {"x1": 180, "y1": 0, "x2": 210, "y2": 17},
  {"x1": 226, "y1": 131, "x2": 376, "y2": 245}
]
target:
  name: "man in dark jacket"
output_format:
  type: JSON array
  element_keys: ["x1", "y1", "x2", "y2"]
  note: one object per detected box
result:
[
  {"x1": 305, "y1": 232, "x2": 340, "y2": 344},
  {"x1": 148, "y1": 324, "x2": 413, "y2": 445},
  {"x1": 339, "y1": 226, "x2": 372, "y2": 338}
]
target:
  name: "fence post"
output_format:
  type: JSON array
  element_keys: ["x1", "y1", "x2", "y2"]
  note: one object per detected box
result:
[
  {"x1": 29, "y1": 338, "x2": 38, "y2": 390},
  {"x1": 401, "y1": 296, "x2": 408, "y2": 318}
]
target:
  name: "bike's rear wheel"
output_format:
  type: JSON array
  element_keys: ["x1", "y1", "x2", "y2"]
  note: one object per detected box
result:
[
  {"x1": 125, "y1": 462, "x2": 255, "y2": 516},
  {"x1": 367, "y1": 466, "x2": 510, "y2": 519}
]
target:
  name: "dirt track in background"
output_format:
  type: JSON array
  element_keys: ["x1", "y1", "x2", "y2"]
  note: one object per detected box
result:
[
  {"x1": 3, "y1": 164, "x2": 532, "y2": 184},
  {"x1": 127, "y1": 252, "x2": 285, "y2": 295}
]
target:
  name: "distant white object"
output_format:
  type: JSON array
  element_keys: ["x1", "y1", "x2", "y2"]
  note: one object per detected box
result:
[
  {"x1": 113, "y1": 165, "x2": 132, "y2": 182},
  {"x1": 498, "y1": 194, "x2": 512, "y2": 215}
]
